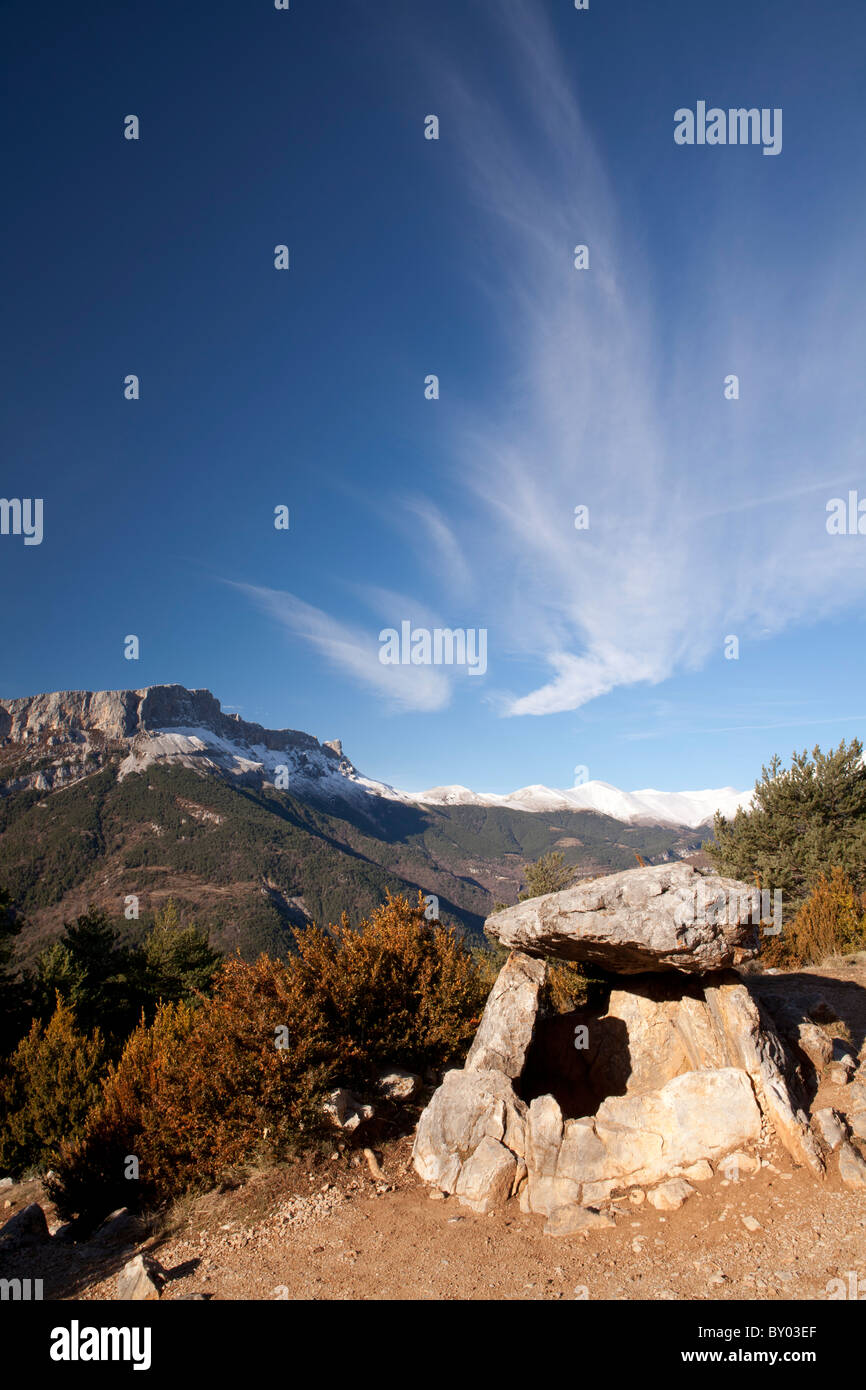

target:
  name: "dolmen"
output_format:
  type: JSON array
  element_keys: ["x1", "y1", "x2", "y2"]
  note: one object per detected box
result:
[{"x1": 413, "y1": 863, "x2": 826, "y2": 1220}]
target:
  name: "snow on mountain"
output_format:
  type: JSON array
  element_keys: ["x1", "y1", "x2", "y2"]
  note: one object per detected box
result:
[
  {"x1": 409, "y1": 780, "x2": 752, "y2": 828},
  {"x1": 116, "y1": 731, "x2": 751, "y2": 827},
  {"x1": 117, "y1": 724, "x2": 418, "y2": 810},
  {"x1": 117, "y1": 738, "x2": 749, "y2": 829},
  {"x1": 1, "y1": 685, "x2": 752, "y2": 829}
]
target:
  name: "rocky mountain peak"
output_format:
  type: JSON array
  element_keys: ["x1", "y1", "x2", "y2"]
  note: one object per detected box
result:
[{"x1": 0, "y1": 684, "x2": 322, "y2": 754}]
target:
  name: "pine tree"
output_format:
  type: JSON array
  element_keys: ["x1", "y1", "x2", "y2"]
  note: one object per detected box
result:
[
  {"x1": 518, "y1": 850, "x2": 575, "y2": 901},
  {"x1": 0, "y1": 997, "x2": 106, "y2": 1176},
  {"x1": 707, "y1": 739, "x2": 866, "y2": 907},
  {"x1": 41, "y1": 908, "x2": 139, "y2": 1040},
  {"x1": 0, "y1": 887, "x2": 26, "y2": 1054},
  {"x1": 141, "y1": 898, "x2": 221, "y2": 1005}
]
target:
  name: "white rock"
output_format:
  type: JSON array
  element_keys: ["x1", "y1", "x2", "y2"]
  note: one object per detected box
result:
[
  {"x1": 465, "y1": 951, "x2": 547, "y2": 1077},
  {"x1": 375, "y1": 1068, "x2": 420, "y2": 1101},
  {"x1": 484, "y1": 863, "x2": 759, "y2": 973},
  {"x1": 811, "y1": 1108, "x2": 848, "y2": 1152},
  {"x1": 647, "y1": 1179, "x2": 695, "y2": 1211},
  {"x1": 838, "y1": 1140, "x2": 866, "y2": 1191},
  {"x1": 520, "y1": 1069, "x2": 763, "y2": 1217},
  {"x1": 116, "y1": 1254, "x2": 163, "y2": 1301},
  {"x1": 454, "y1": 1136, "x2": 517, "y2": 1214},
  {"x1": 412, "y1": 1068, "x2": 526, "y2": 1205},
  {"x1": 679, "y1": 1160, "x2": 714, "y2": 1182},
  {"x1": 322, "y1": 1089, "x2": 374, "y2": 1132},
  {"x1": 593, "y1": 1069, "x2": 763, "y2": 1186},
  {"x1": 723, "y1": 1150, "x2": 762, "y2": 1176}
]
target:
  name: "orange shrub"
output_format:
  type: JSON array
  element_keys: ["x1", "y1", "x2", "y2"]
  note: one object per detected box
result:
[
  {"x1": 762, "y1": 867, "x2": 866, "y2": 968},
  {"x1": 288, "y1": 891, "x2": 485, "y2": 1077},
  {"x1": 49, "y1": 893, "x2": 486, "y2": 1220}
]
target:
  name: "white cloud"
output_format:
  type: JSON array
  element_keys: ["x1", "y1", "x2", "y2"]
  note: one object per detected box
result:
[
  {"x1": 401, "y1": 497, "x2": 474, "y2": 598},
  {"x1": 233, "y1": 3, "x2": 866, "y2": 721},
  {"x1": 417, "y1": 0, "x2": 866, "y2": 716},
  {"x1": 228, "y1": 582, "x2": 452, "y2": 713}
]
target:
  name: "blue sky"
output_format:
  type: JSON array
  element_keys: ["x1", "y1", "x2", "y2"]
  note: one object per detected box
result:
[{"x1": 3, "y1": 0, "x2": 866, "y2": 796}]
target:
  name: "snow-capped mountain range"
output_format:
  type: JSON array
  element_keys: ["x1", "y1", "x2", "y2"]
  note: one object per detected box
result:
[
  {"x1": 407, "y1": 782, "x2": 751, "y2": 828},
  {"x1": 0, "y1": 685, "x2": 753, "y2": 830}
]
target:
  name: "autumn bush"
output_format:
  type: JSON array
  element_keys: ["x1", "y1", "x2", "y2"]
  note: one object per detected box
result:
[
  {"x1": 48, "y1": 892, "x2": 487, "y2": 1220},
  {"x1": 762, "y1": 867, "x2": 866, "y2": 968},
  {"x1": 287, "y1": 891, "x2": 485, "y2": 1076}
]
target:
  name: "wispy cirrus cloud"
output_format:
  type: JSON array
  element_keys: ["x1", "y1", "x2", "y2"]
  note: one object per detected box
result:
[
  {"x1": 417, "y1": 0, "x2": 866, "y2": 716},
  {"x1": 234, "y1": 1, "x2": 866, "y2": 721},
  {"x1": 401, "y1": 497, "x2": 474, "y2": 599},
  {"x1": 228, "y1": 581, "x2": 452, "y2": 713}
]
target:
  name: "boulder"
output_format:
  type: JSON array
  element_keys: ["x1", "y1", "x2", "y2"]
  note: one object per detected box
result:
[
  {"x1": 522, "y1": 1069, "x2": 762, "y2": 1216},
  {"x1": 679, "y1": 1160, "x2": 714, "y2": 1182},
  {"x1": 116, "y1": 1253, "x2": 163, "y2": 1301},
  {"x1": 484, "y1": 863, "x2": 759, "y2": 973},
  {"x1": 702, "y1": 977, "x2": 824, "y2": 1177},
  {"x1": 453, "y1": 1137, "x2": 517, "y2": 1214},
  {"x1": 594, "y1": 1069, "x2": 761, "y2": 1184},
  {"x1": 0, "y1": 1202, "x2": 50, "y2": 1249},
  {"x1": 838, "y1": 1140, "x2": 866, "y2": 1191},
  {"x1": 647, "y1": 1178, "x2": 695, "y2": 1211},
  {"x1": 412, "y1": 1068, "x2": 527, "y2": 1201},
  {"x1": 794, "y1": 1022, "x2": 834, "y2": 1073},
  {"x1": 465, "y1": 951, "x2": 546, "y2": 1077}
]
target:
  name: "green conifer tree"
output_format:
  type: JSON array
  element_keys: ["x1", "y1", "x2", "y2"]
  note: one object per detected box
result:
[{"x1": 707, "y1": 739, "x2": 866, "y2": 907}]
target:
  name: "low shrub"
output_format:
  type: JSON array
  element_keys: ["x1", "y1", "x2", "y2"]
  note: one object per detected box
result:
[
  {"x1": 48, "y1": 892, "x2": 486, "y2": 1220},
  {"x1": 762, "y1": 867, "x2": 866, "y2": 968}
]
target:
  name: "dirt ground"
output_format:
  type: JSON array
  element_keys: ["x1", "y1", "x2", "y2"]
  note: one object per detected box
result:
[{"x1": 3, "y1": 958, "x2": 866, "y2": 1302}]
